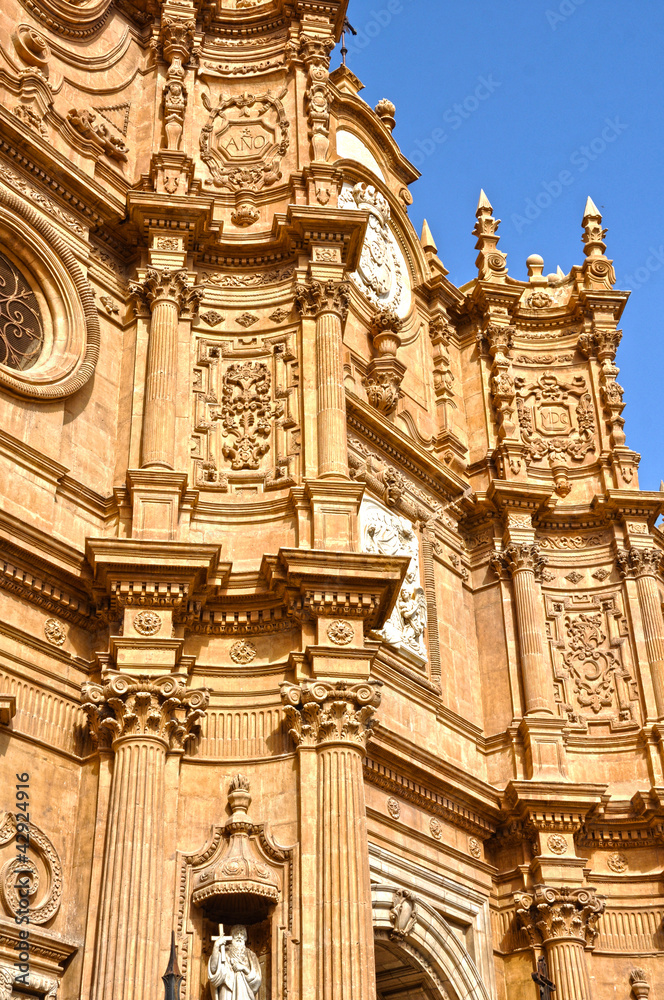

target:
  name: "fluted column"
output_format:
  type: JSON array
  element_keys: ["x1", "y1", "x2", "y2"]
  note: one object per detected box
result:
[
  {"x1": 516, "y1": 886, "x2": 605, "y2": 1000},
  {"x1": 282, "y1": 680, "x2": 380, "y2": 1000},
  {"x1": 618, "y1": 547, "x2": 664, "y2": 719},
  {"x1": 129, "y1": 269, "x2": 202, "y2": 469},
  {"x1": 81, "y1": 674, "x2": 208, "y2": 1000},
  {"x1": 492, "y1": 543, "x2": 555, "y2": 715},
  {"x1": 296, "y1": 279, "x2": 351, "y2": 478}
]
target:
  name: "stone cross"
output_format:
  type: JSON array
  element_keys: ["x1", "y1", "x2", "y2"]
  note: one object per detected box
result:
[
  {"x1": 211, "y1": 924, "x2": 233, "y2": 965},
  {"x1": 532, "y1": 955, "x2": 556, "y2": 1000}
]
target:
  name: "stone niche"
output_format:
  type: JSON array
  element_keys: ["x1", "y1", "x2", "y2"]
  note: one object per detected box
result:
[{"x1": 175, "y1": 776, "x2": 293, "y2": 1000}]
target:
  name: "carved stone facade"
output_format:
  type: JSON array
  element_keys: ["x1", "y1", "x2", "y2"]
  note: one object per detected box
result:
[{"x1": 0, "y1": 3, "x2": 662, "y2": 1000}]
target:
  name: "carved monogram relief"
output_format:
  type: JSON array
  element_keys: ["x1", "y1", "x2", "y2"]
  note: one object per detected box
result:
[
  {"x1": 360, "y1": 499, "x2": 427, "y2": 664},
  {"x1": 200, "y1": 90, "x2": 289, "y2": 191},
  {"x1": 338, "y1": 183, "x2": 409, "y2": 315},
  {"x1": 192, "y1": 334, "x2": 300, "y2": 492},
  {"x1": 515, "y1": 371, "x2": 596, "y2": 465},
  {"x1": 546, "y1": 593, "x2": 639, "y2": 729}
]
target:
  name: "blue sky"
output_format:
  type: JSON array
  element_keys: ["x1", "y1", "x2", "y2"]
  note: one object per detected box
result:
[{"x1": 339, "y1": 0, "x2": 664, "y2": 491}]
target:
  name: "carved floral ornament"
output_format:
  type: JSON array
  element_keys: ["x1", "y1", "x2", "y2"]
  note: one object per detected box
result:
[
  {"x1": 81, "y1": 674, "x2": 209, "y2": 751},
  {"x1": 0, "y1": 183, "x2": 99, "y2": 398},
  {"x1": 280, "y1": 680, "x2": 381, "y2": 749}
]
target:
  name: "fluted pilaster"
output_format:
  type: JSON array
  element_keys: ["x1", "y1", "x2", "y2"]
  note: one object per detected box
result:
[
  {"x1": 129, "y1": 268, "x2": 203, "y2": 469},
  {"x1": 516, "y1": 886, "x2": 605, "y2": 1000},
  {"x1": 295, "y1": 279, "x2": 351, "y2": 478},
  {"x1": 618, "y1": 546, "x2": 664, "y2": 718},
  {"x1": 492, "y1": 543, "x2": 555, "y2": 715},
  {"x1": 281, "y1": 680, "x2": 379, "y2": 1000},
  {"x1": 82, "y1": 674, "x2": 208, "y2": 1000}
]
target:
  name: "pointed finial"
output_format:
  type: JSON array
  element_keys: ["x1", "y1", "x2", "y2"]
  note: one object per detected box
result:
[
  {"x1": 420, "y1": 219, "x2": 438, "y2": 255},
  {"x1": 660, "y1": 480, "x2": 664, "y2": 492},
  {"x1": 477, "y1": 189, "x2": 493, "y2": 212},
  {"x1": 556, "y1": 265, "x2": 565, "y2": 279},
  {"x1": 163, "y1": 932, "x2": 183, "y2": 1000},
  {"x1": 582, "y1": 196, "x2": 608, "y2": 258},
  {"x1": 581, "y1": 197, "x2": 615, "y2": 288},
  {"x1": 583, "y1": 196, "x2": 601, "y2": 220},
  {"x1": 473, "y1": 190, "x2": 507, "y2": 281}
]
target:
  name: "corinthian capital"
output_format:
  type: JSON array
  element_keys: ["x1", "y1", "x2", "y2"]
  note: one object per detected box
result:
[
  {"x1": 280, "y1": 680, "x2": 381, "y2": 749},
  {"x1": 491, "y1": 543, "x2": 548, "y2": 582},
  {"x1": 129, "y1": 268, "x2": 204, "y2": 317},
  {"x1": 294, "y1": 278, "x2": 351, "y2": 321},
  {"x1": 81, "y1": 674, "x2": 209, "y2": 751},
  {"x1": 160, "y1": 14, "x2": 196, "y2": 64},
  {"x1": 515, "y1": 885, "x2": 605, "y2": 948},
  {"x1": 616, "y1": 546, "x2": 663, "y2": 579}
]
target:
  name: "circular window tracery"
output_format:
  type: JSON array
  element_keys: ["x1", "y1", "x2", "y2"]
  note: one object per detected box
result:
[{"x1": 0, "y1": 250, "x2": 45, "y2": 370}]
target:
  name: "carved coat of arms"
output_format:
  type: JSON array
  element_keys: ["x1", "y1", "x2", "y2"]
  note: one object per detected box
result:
[
  {"x1": 515, "y1": 371, "x2": 595, "y2": 464},
  {"x1": 338, "y1": 183, "x2": 404, "y2": 311}
]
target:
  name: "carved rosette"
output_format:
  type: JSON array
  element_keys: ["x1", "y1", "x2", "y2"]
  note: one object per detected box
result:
[
  {"x1": 491, "y1": 543, "x2": 549, "y2": 582},
  {"x1": 129, "y1": 268, "x2": 204, "y2": 318},
  {"x1": 294, "y1": 278, "x2": 351, "y2": 321},
  {"x1": 515, "y1": 885, "x2": 606, "y2": 947},
  {"x1": 81, "y1": 674, "x2": 209, "y2": 751},
  {"x1": 616, "y1": 546, "x2": 663, "y2": 578},
  {"x1": 280, "y1": 680, "x2": 381, "y2": 750}
]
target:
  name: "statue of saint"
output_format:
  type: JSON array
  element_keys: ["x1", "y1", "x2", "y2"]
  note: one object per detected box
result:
[{"x1": 208, "y1": 924, "x2": 262, "y2": 1000}]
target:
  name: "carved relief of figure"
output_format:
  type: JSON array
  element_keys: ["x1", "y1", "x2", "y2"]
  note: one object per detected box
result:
[
  {"x1": 208, "y1": 925, "x2": 261, "y2": 1000},
  {"x1": 396, "y1": 571, "x2": 428, "y2": 658}
]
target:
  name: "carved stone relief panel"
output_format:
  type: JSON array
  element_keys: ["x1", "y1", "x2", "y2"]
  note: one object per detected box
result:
[
  {"x1": 0, "y1": 812, "x2": 62, "y2": 925},
  {"x1": 338, "y1": 182, "x2": 411, "y2": 317},
  {"x1": 515, "y1": 370, "x2": 596, "y2": 468},
  {"x1": 545, "y1": 593, "x2": 639, "y2": 729},
  {"x1": 360, "y1": 498, "x2": 427, "y2": 665},
  {"x1": 191, "y1": 332, "x2": 299, "y2": 493},
  {"x1": 200, "y1": 90, "x2": 289, "y2": 192}
]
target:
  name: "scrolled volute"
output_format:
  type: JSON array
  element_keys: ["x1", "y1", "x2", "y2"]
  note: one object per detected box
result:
[
  {"x1": 280, "y1": 680, "x2": 381, "y2": 749},
  {"x1": 81, "y1": 673, "x2": 209, "y2": 751},
  {"x1": 515, "y1": 884, "x2": 606, "y2": 948}
]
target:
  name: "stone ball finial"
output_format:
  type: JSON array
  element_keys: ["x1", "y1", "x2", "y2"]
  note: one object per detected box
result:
[
  {"x1": 375, "y1": 99, "x2": 396, "y2": 132},
  {"x1": 526, "y1": 253, "x2": 544, "y2": 279}
]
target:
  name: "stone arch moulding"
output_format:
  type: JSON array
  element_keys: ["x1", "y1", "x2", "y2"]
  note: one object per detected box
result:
[
  {"x1": 372, "y1": 883, "x2": 492, "y2": 1000},
  {"x1": 0, "y1": 181, "x2": 99, "y2": 398}
]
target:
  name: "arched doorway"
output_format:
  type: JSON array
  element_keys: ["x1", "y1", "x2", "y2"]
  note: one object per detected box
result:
[
  {"x1": 373, "y1": 884, "x2": 492, "y2": 1000},
  {"x1": 376, "y1": 934, "x2": 450, "y2": 1000}
]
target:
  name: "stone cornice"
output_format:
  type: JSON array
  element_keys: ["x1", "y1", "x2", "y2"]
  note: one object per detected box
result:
[{"x1": 262, "y1": 546, "x2": 409, "y2": 630}]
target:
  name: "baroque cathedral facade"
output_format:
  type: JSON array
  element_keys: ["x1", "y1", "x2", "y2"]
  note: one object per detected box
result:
[{"x1": 0, "y1": 1, "x2": 662, "y2": 999}]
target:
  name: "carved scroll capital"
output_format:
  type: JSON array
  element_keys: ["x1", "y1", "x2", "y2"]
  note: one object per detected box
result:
[
  {"x1": 294, "y1": 278, "x2": 351, "y2": 321},
  {"x1": 129, "y1": 268, "x2": 204, "y2": 317},
  {"x1": 160, "y1": 14, "x2": 196, "y2": 65},
  {"x1": 491, "y1": 543, "x2": 548, "y2": 582},
  {"x1": 577, "y1": 327, "x2": 622, "y2": 362},
  {"x1": 81, "y1": 674, "x2": 209, "y2": 751},
  {"x1": 515, "y1": 884, "x2": 606, "y2": 948},
  {"x1": 616, "y1": 546, "x2": 663, "y2": 579},
  {"x1": 280, "y1": 680, "x2": 381, "y2": 750}
]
